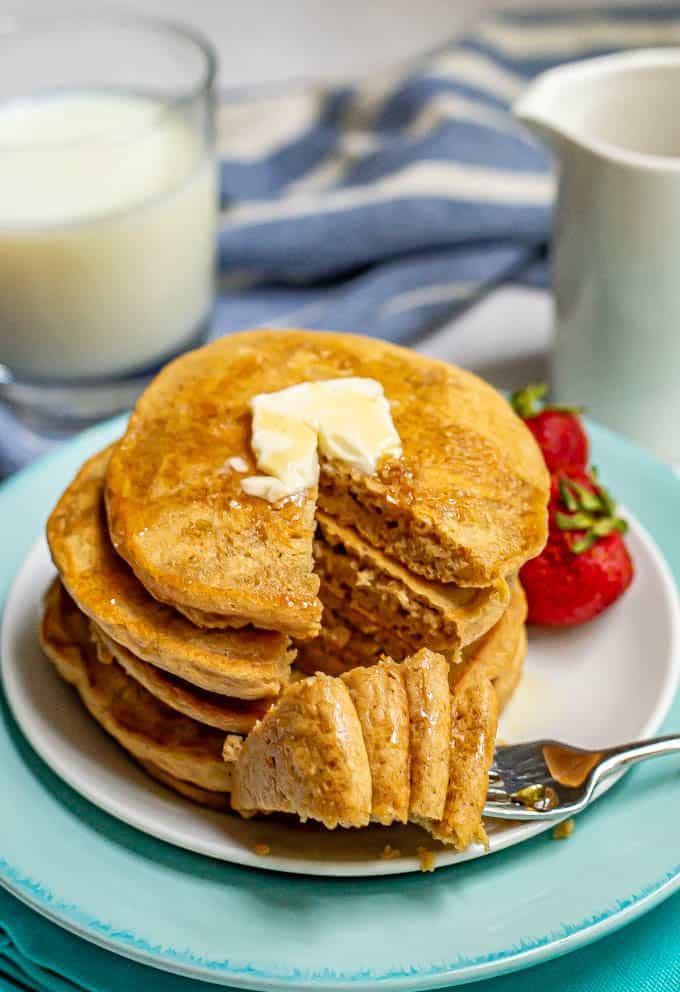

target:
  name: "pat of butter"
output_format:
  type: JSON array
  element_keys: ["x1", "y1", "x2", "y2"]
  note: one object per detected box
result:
[{"x1": 242, "y1": 378, "x2": 402, "y2": 502}]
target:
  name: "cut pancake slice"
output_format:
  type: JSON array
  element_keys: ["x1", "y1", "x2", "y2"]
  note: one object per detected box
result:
[
  {"x1": 230, "y1": 648, "x2": 497, "y2": 848},
  {"x1": 341, "y1": 662, "x2": 410, "y2": 825},
  {"x1": 294, "y1": 595, "x2": 462, "y2": 677},
  {"x1": 105, "y1": 330, "x2": 548, "y2": 633},
  {"x1": 294, "y1": 596, "x2": 414, "y2": 675},
  {"x1": 231, "y1": 674, "x2": 372, "y2": 829},
  {"x1": 401, "y1": 649, "x2": 451, "y2": 823},
  {"x1": 90, "y1": 623, "x2": 271, "y2": 734},
  {"x1": 422, "y1": 591, "x2": 529, "y2": 848},
  {"x1": 47, "y1": 447, "x2": 293, "y2": 700},
  {"x1": 41, "y1": 580, "x2": 240, "y2": 794},
  {"x1": 315, "y1": 513, "x2": 511, "y2": 662},
  {"x1": 296, "y1": 580, "x2": 527, "y2": 692},
  {"x1": 426, "y1": 664, "x2": 499, "y2": 850}
]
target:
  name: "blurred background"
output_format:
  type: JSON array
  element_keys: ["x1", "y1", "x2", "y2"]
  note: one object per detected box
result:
[
  {"x1": 7, "y1": 0, "x2": 669, "y2": 396},
  {"x1": 11, "y1": 0, "x2": 668, "y2": 87},
  {"x1": 5, "y1": 0, "x2": 680, "y2": 464}
]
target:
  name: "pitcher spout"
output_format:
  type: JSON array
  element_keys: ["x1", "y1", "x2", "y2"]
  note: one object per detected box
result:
[
  {"x1": 515, "y1": 49, "x2": 680, "y2": 166},
  {"x1": 513, "y1": 77, "x2": 568, "y2": 152}
]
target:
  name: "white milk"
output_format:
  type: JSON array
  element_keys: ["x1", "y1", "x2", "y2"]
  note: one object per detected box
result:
[{"x1": 0, "y1": 94, "x2": 216, "y2": 381}]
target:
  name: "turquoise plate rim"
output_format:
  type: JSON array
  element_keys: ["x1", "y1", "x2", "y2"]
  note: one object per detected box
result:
[{"x1": 0, "y1": 412, "x2": 679, "y2": 991}]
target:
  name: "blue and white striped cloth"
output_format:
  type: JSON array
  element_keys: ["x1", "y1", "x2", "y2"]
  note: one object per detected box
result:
[
  {"x1": 211, "y1": 4, "x2": 680, "y2": 342},
  {"x1": 5, "y1": 4, "x2": 680, "y2": 474}
]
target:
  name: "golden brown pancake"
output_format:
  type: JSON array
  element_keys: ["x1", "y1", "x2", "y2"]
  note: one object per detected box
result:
[
  {"x1": 455, "y1": 582, "x2": 528, "y2": 688},
  {"x1": 314, "y1": 513, "x2": 511, "y2": 661},
  {"x1": 90, "y1": 623, "x2": 270, "y2": 734},
  {"x1": 231, "y1": 673, "x2": 372, "y2": 829},
  {"x1": 341, "y1": 661, "x2": 410, "y2": 825},
  {"x1": 41, "y1": 580, "x2": 240, "y2": 793},
  {"x1": 297, "y1": 579, "x2": 527, "y2": 685},
  {"x1": 47, "y1": 448, "x2": 292, "y2": 700},
  {"x1": 137, "y1": 759, "x2": 232, "y2": 810},
  {"x1": 293, "y1": 595, "x2": 416, "y2": 675},
  {"x1": 427, "y1": 662, "x2": 498, "y2": 850},
  {"x1": 105, "y1": 330, "x2": 548, "y2": 634},
  {"x1": 493, "y1": 626, "x2": 526, "y2": 712},
  {"x1": 401, "y1": 649, "x2": 451, "y2": 822},
  {"x1": 229, "y1": 647, "x2": 496, "y2": 846}
]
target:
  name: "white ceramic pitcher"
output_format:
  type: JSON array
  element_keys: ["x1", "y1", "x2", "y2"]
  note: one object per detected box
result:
[{"x1": 515, "y1": 49, "x2": 680, "y2": 462}]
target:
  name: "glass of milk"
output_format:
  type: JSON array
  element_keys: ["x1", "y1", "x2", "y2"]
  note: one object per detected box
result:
[{"x1": 0, "y1": 13, "x2": 218, "y2": 430}]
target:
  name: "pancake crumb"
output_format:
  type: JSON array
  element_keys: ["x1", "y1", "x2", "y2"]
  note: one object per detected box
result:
[
  {"x1": 378, "y1": 844, "x2": 401, "y2": 861},
  {"x1": 417, "y1": 846, "x2": 436, "y2": 872},
  {"x1": 254, "y1": 843, "x2": 271, "y2": 856},
  {"x1": 553, "y1": 818, "x2": 575, "y2": 841}
]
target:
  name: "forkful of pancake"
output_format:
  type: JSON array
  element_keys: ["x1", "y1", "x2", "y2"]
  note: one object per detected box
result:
[{"x1": 44, "y1": 330, "x2": 556, "y2": 852}]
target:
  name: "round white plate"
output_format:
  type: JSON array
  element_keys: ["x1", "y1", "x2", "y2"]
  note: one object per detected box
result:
[{"x1": 3, "y1": 509, "x2": 678, "y2": 878}]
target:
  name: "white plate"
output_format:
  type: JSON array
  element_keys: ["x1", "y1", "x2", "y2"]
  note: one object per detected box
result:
[{"x1": 2, "y1": 516, "x2": 679, "y2": 878}]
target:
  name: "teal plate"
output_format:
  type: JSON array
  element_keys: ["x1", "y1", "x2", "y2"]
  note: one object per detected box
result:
[{"x1": 1, "y1": 415, "x2": 680, "y2": 990}]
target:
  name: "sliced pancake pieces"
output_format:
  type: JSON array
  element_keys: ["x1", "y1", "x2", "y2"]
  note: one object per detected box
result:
[
  {"x1": 231, "y1": 674, "x2": 372, "y2": 829},
  {"x1": 427, "y1": 665, "x2": 499, "y2": 850},
  {"x1": 231, "y1": 645, "x2": 502, "y2": 848},
  {"x1": 341, "y1": 662, "x2": 410, "y2": 825},
  {"x1": 47, "y1": 447, "x2": 292, "y2": 700},
  {"x1": 401, "y1": 649, "x2": 452, "y2": 823}
]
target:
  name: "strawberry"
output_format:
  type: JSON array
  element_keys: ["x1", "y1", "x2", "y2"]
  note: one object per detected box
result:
[
  {"x1": 511, "y1": 383, "x2": 588, "y2": 473},
  {"x1": 521, "y1": 468, "x2": 634, "y2": 626}
]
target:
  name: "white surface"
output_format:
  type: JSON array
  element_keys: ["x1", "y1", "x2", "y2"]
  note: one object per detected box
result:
[
  {"x1": 11, "y1": 1, "x2": 676, "y2": 88},
  {"x1": 3, "y1": 518, "x2": 678, "y2": 877}
]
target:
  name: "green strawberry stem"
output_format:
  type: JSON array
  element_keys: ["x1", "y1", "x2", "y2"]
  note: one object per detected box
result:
[
  {"x1": 555, "y1": 473, "x2": 628, "y2": 555},
  {"x1": 511, "y1": 383, "x2": 547, "y2": 418},
  {"x1": 511, "y1": 382, "x2": 583, "y2": 419}
]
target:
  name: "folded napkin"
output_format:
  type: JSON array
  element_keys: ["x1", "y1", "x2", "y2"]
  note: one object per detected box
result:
[
  {"x1": 8, "y1": 5, "x2": 680, "y2": 473},
  {"x1": 1, "y1": 880, "x2": 679, "y2": 992}
]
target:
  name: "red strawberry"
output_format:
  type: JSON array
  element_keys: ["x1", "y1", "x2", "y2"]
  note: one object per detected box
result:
[
  {"x1": 521, "y1": 468, "x2": 634, "y2": 626},
  {"x1": 511, "y1": 383, "x2": 588, "y2": 473}
]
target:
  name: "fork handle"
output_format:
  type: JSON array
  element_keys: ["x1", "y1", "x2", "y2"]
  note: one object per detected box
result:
[{"x1": 597, "y1": 733, "x2": 680, "y2": 781}]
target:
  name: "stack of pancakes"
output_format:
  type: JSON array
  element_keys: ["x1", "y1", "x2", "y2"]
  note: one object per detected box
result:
[{"x1": 43, "y1": 330, "x2": 548, "y2": 847}]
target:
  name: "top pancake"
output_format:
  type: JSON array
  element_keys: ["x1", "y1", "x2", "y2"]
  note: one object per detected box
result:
[
  {"x1": 47, "y1": 447, "x2": 292, "y2": 699},
  {"x1": 106, "y1": 330, "x2": 548, "y2": 635}
]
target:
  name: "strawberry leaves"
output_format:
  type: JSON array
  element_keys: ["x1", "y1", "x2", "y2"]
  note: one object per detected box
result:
[
  {"x1": 511, "y1": 383, "x2": 583, "y2": 420},
  {"x1": 511, "y1": 383, "x2": 548, "y2": 419},
  {"x1": 554, "y1": 474, "x2": 628, "y2": 555}
]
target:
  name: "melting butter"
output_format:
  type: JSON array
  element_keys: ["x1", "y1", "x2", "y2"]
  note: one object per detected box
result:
[{"x1": 242, "y1": 378, "x2": 402, "y2": 502}]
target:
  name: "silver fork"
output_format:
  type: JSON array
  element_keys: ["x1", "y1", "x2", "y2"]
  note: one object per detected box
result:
[{"x1": 484, "y1": 734, "x2": 680, "y2": 820}]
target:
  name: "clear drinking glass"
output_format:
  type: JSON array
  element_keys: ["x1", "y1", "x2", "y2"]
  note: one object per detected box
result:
[{"x1": 0, "y1": 12, "x2": 218, "y2": 431}]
